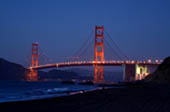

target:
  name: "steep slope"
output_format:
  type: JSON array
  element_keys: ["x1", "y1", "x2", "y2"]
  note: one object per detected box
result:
[{"x1": 145, "y1": 56, "x2": 170, "y2": 83}]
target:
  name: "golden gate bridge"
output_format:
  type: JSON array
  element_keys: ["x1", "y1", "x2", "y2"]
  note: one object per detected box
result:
[{"x1": 26, "y1": 25, "x2": 161, "y2": 83}]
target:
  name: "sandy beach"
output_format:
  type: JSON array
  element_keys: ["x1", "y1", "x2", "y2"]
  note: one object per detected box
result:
[{"x1": 1, "y1": 85, "x2": 170, "y2": 112}]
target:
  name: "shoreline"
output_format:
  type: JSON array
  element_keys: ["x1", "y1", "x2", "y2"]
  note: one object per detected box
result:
[
  {"x1": 1, "y1": 85, "x2": 170, "y2": 112},
  {"x1": 0, "y1": 86, "x2": 106, "y2": 104}
]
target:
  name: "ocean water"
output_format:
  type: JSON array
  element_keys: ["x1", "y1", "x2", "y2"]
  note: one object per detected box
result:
[{"x1": 0, "y1": 80, "x2": 97, "y2": 103}]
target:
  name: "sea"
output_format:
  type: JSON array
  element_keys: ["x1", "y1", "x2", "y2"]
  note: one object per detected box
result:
[{"x1": 0, "y1": 80, "x2": 98, "y2": 103}]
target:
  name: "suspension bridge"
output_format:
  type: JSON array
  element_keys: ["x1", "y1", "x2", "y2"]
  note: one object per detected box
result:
[{"x1": 26, "y1": 25, "x2": 161, "y2": 83}]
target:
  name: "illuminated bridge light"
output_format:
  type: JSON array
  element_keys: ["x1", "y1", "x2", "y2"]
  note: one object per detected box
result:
[
  {"x1": 148, "y1": 59, "x2": 152, "y2": 63},
  {"x1": 155, "y1": 59, "x2": 159, "y2": 63},
  {"x1": 125, "y1": 60, "x2": 129, "y2": 64},
  {"x1": 131, "y1": 60, "x2": 135, "y2": 64},
  {"x1": 143, "y1": 61, "x2": 146, "y2": 64}
]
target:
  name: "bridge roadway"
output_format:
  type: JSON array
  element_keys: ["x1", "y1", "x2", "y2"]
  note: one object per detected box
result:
[{"x1": 29, "y1": 61, "x2": 160, "y2": 70}]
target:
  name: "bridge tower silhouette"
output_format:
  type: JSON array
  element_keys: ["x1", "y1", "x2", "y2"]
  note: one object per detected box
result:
[
  {"x1": 27, "y1": 43, "x2": 38, "y2": 81},
  {"x1": 94, "y1": 26, "x2": 104, "y2": 82}
]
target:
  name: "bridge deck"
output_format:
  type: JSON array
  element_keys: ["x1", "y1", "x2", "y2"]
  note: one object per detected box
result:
[{"x1": 29, "y1": 61, "x2": 160, "y2": 70}]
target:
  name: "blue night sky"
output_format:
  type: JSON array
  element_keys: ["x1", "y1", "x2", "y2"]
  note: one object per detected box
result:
[{"x1": 0, "y1": 0, "x2": 170, "y2": 64}]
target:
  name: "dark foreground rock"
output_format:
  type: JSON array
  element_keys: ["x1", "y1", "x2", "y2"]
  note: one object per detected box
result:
[
  {"x1": 1, "y1": 86, "x2": 170, "y2": 112},
  {"x1": 145, "y1": 56, "x2": 170, "y2": 83}
]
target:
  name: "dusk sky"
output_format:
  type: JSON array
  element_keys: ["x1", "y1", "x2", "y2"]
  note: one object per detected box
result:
[{"x1": 0, "y1": 0, "x2": 170, "y2": 64}]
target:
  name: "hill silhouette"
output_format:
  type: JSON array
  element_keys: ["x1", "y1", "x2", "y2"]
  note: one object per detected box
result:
[
  {"x1": 0, "y1": 58, "x2": 25, "y2": 80},
  {"x1": 0, "y1": 58, "x2": 92, "y2": 81}
]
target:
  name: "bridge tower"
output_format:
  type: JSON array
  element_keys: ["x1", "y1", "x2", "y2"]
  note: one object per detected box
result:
[
  {"x1": 27, "y1": 43, "x2": 38, "y2": 81},
  {"x1": 94, "y1": 25, "x2": 104, "y2": 82}
]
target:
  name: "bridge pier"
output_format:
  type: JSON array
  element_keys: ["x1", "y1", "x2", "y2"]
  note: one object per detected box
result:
[
  {"x1": 123, "y1": 64, "x2": 136, "y2": 82},
  {"x1": 26, "y1": 69, "x2": 38, "y2": 81},
  {"x1": 123, "y1": 64, "x2": 158, "y2": 82},
  {"x1": 135, "y1": 64, "x2": 149, "y2": 80}
]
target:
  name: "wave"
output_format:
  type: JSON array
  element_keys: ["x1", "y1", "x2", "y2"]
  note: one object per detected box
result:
[{"x1": 0, "y1": 82, "x2": 97, "y2": 103}]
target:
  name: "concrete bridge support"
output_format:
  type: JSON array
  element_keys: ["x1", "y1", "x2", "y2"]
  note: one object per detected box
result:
[
  {"x1": 135, "y1": 64, "x2": 157, "y2": 80},
  {"x1": 123, "y1": 64, "x2": 158, "y2": 82},
  {"x1": 27, "y1": 68, "x2": 38, "y2": 81},
  {"x1": 135, "y1": 64, "x2": 149, "y2": 80},
  {"x1": 123, "y1": 64, "x2": 136, "y2": 82}
]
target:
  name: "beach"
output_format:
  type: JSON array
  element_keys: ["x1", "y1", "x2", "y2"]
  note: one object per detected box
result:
[{"x1": 1, "y1": 85, "x2": 170, "y2": 112}]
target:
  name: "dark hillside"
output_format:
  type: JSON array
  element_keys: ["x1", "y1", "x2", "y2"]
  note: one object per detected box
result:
[
  {"x1": 145, "y1": 56, "x2": 170, "y2": 83},
  {"x1": 0, "y1": 58, "x2": 25, "y2": 80}
]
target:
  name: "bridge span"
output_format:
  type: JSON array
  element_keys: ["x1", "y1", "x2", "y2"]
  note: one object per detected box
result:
[
  {"x1": 31, "y1": 61, "x2": 159, "y2": 70},
  {"x1": 28, "y1": 60, "x2": 160, "y2": 82},
  {"x1": 26, "y1": 25, "x2": 161, "y2": 83}
]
